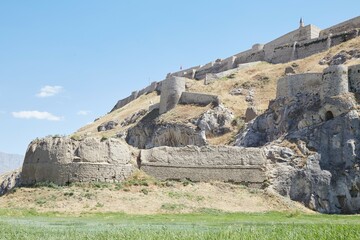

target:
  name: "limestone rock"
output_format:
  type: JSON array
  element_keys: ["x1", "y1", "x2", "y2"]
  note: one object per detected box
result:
[
  {"x1": 97, "y1": 121, "x2": 118, "y2": 132},
  {"x1": 319, "y1": 49, "x2": 360, "y2": 65},
  {"x1": 126, "y1": 122, "x2": 206, "y2": 149},
  {"x1": 196, "y1": 104, "x2": 234, "y2": 137},
  {"x1": 237, "y1": 89, "x2": 360, "y2": 213},
  {"x1": 0, "y1": 169, "x2": 21, "y2": 196},
  {"x1": 120, "y1": 109, "x2": 148, "y2": 127},
  {"x1": 21, "y1": 137, "x2": 134, "y2": 185}
]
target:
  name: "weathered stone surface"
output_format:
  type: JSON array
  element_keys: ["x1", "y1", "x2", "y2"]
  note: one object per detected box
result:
[
  {"x1": 120, "y1": 109, "x2": 148, "y2": 127},
  {"x1": 159, "y1": 77, "x2": 186, "y2": 114},
  {"x1": 236, "y1": 85, "x2": 360, "y2": 213},
  {"x1": 0, "y1": 169, "x2": 21, "y2": 196},
  {"x1": 319, "y1": 49, "x2": 360, "y2": 65},
  {"x1": 179, "y1": 92, "x2": 219, "y2": 106},
  {"x1": 97, "y1": 120, "x2": 118, "y2": 132},
  {"x1": 196, "y1": 104, "x2": 234, "y2": 136},
  {"x1": 21, "y1": 137, "x2": 134, "y2": 185},
  {"x1": 140, "y1": 145, "x2": 266, "y2": 184}
]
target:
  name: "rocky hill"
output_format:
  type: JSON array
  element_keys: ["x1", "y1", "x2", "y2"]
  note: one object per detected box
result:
[{"x1": 2, "y1": 17, "x2": 360, "y2": 214}]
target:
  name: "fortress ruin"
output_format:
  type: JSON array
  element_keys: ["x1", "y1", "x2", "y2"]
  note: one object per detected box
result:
[{"x1": 111, "y1": 16, "x2": 360, "y2": 112}]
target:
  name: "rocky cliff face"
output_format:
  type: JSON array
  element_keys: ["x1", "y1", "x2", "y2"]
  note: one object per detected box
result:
[
  {"x1": 236, "y1": 93, "x2": 360, "y2": 213},
  {"x1": 22, "y1": 137, "x2": 135, "y2": 185},
  {"x1": 0, "y1": 169, "x2": 21, "y2": 196},
  {"x1": 126, "y1": 105, "x2": 233, "y2": 149}
]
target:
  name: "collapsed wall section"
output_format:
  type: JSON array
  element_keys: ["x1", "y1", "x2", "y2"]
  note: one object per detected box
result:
[{"x1": 139, "y1": 146, "x2": 266, "y2": 186}]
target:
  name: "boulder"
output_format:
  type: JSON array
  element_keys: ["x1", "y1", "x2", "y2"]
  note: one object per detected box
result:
[
  {"x1": 285, "y1": 66, "x2": 296, "y2": 75},
  {"x1": 196, "y1": 104, "x2": 234, "y2": 136},
  {"x1": 97, "y1": 121, "x2": 118, "y2": 132}
]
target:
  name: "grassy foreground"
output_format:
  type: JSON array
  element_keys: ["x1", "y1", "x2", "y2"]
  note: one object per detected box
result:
[{"x1": 0, "y1": 209, "x2": 359, "y2": 239}]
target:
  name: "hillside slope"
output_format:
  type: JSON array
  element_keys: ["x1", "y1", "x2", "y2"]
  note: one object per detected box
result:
[{"x1": 74, "y1": 38, "x2": 360, "y2": 146}]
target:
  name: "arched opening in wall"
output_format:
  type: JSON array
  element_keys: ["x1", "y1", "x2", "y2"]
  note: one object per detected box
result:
[{"x1": 325, "y1": 111, "x2": 334, "y2": 121}]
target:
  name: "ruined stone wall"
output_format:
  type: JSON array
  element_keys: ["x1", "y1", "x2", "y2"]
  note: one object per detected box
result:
[
  {"x1": 21, "y1": 137, "x2": 135, "y2": 185},
  {"x1": 140, "y1": 146, "x2": 266, "y2": 185},
  {"x1": 111, "y1": 17, "x2": 360, "y2": 112},
  {"x1": 277, "y1": 73, "x2": 323, "y2": 98},
  {"x1": 320, "y1": 16, "x2": 360, "y2": 37},
  {"x1": 111, "y1": 81, "x2": 162, "y2": 112},
  {"x1": 234, "y1": 49, "x2": 265, "y2": 66},
  {"x1": 169, "y1": 65, "x2": 201, "y2": 79},
  {"x1": 277, "y1": 65, "x2": 354, "y2": 100},
  {"x1": 179, "y1": 92, "x2": 219, "y2": 106}
]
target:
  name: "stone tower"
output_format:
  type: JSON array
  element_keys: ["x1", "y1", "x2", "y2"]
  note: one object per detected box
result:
[
  {"x1": 320, "y1": 65, "x2": 348, "y2": 101},
  {"x1": 159, "y1": 76, "x2": 186, "y2": 114}
]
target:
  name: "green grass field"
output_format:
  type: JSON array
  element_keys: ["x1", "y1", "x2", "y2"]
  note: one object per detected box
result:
[{"x1": 0, "y1": 209, "x2": 359, "y2": 239}]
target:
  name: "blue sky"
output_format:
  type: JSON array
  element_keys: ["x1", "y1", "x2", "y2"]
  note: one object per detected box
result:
[{"x1": 0, "y1": 1, "x2": 359, "y2": 155}]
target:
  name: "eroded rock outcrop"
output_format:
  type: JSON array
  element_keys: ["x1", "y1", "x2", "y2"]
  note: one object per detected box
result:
[
  {"x1": 21, "y1": 137, "x2": 135, "y2": 185},
  {"x1": 0, "y1": 169, "x2": 21, "y2": 196},
  {"x1": 195, "y1": 104, "x2": 234, "y2": 137},
  {"x1": 236, "y1": 92, "x2": 360, "y2": 213}
]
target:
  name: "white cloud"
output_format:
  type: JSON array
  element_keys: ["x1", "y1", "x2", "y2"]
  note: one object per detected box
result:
[
  {"x1": 77, "y1": 110, "x2": 91, "y2": 116},
  {"x1": 36, "y1": 85, "x2": 63, "y2": 98},
  {"x1": 12, "y1": 111, "x2": 62, "y2": 121}
]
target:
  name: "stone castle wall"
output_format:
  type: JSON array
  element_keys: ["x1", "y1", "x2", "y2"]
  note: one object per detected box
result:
[
  {"x1": 277, "y1": 64, "x2": 360, "y2": 100},
  {"x1": 140, "y1": 145, "x2": 266, "y2": 185},
  {"x1": 320, "y1": 16, "x2": 360, "y2": 37},
  {"x1": 111, "y1": 16, "x2": 360, "y2": 113},
  {"x1": 21, "y1": 137, "x2": 135, "y2": 185},
  {"x1": 277, "y1": 73, "x2": 323, "y2": 98}
]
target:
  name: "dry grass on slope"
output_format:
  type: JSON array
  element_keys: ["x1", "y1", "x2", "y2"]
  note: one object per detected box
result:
[
  {"x1": 0, "y1": 173, "x2": 311, "y2": 215},
  {"x1": 74, "y1": 38, "x2": 360, "y2": 145}
]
